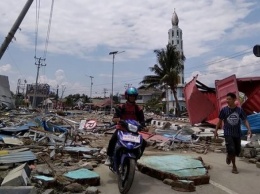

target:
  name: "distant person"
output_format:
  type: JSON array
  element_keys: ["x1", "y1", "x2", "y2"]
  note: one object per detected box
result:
[
  {"x1": 214, "y1": 92, "x2": 252, "y2": 174},
  {"x1": 105, "y1": 87, "x2": 147, "y2": 166}
]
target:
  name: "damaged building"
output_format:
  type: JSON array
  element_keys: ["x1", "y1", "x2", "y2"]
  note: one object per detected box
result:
[{"x1": 0, "y1": 75, "x2": 14, "y2": 110}]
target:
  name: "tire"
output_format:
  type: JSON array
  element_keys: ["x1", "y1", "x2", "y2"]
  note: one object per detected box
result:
[{"x1": 118, "y1": 158, "x2": 136, "y2": 194}]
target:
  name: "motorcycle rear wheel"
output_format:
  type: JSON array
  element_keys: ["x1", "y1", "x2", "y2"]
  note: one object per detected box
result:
[{"x1": 118, "y1": 158, "x2": 136, "y2": 194}]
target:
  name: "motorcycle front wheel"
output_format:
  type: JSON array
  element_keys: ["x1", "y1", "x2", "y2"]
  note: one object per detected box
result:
[{"x1": 118, "y1": 158, "x2": 136, "y2": 194}]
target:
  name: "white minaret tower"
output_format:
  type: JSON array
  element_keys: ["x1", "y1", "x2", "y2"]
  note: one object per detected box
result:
[{"x1": 168, "y1": 9, "x2": 184, "y2": 85}]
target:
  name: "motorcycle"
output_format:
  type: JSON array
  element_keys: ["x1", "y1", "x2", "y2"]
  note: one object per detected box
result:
[{"x1": 109, "y1": 119, "x2": 144, "y2": 194}]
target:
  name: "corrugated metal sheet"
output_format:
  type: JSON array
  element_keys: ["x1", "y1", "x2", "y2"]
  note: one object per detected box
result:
[
  {"x1": 184, "y1": 74, "x2": 260, "y2": 125},
  {"x1": 201, "y1": 92, "x2": 218, "y2": 121},
  {"x1": 241, "y1": 113, "x2": 260, "y2": 134},
  {"x1": 0, "y1": 151, "x2": 36, "y2": 164},
  {"x1": 241, "y1": 84, "x2": 260, "y2": 114},
  {"x1": 184, "y1": 75, "x2": 215, "y2": 125},
  {"x1": 215, "y1": 74, "x2": 240, "y2": 111}
]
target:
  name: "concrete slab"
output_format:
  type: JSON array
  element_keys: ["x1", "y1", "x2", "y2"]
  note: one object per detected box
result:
[
  {"x1": 1, "y1": 169, "x2": 28, "y2": 186},
  {"x1": 0, "y1": 186, "x2": 37, "y2": 194},
  {"x1": 32, "y1": 175, "x2": 56, "y2": 188},
  {"x1": 9, "y1": 163, "x2": 31, "y2": 177},
  {"x1": 63, "y1": 168, "x2": 100, "y2": 186},
  {"x1": 137, "y1": 155, "x2": 210, "y2": 185}
]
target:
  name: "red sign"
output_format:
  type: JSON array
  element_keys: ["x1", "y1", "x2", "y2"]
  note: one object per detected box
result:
[{"x1": 84, "y1": 120, "x2": 97, "y2": 130}]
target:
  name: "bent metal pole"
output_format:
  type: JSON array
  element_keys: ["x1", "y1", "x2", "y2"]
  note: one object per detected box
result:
[{"x1": 0, "y1": 0, "x2": 34, "y2": 60}]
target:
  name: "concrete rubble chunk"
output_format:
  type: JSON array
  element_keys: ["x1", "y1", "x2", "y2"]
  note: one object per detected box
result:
[
  {"x1": 0, "y1": 186, "x2": 37, "y2": 194},
  {"x1": 137, "y1": 155, "x2": 209, "y2": 185},
  {"x1": 256, "y1": 162, "x2": 260, "y2": 168},
  {"x1": 31, "y1": 175, "x2": 56, "y2": 188},
  {"x1": 35, "y1": 164, "x2": 53, "y2": 176},
  {"x1": 243, "y1": 148, "x2": 257, "y2": 158},
  {"x1": 171, "y1": 180, "x2": 196, "y2": 192},
  {"x1": 64, "y1": 182, "x2": 85, "y2": 193},
  {"x1": 42, "y1": 189, "x2": 54, "y2": 194},
  {"x1": 163, "y1": 178, "x2": 174, "y2": 186},
  {"x1": 86, "y1": 186, "x2": 99, "y2": 194},
  {"x1": 248, "y1": 158, "x2": 257, "y2": 164},
  {"x1": 1, "y1": 163, "x2": 31, "y2": 186},
  {"x1": 0, "y1": 165, "x2": 10, "y2": 171},
  {"x1": 63, "y1": 168, "x2": 100, "y2": 186},
  {"x1": 256, "y1": 155, "x2": 260, "y2": 162}
]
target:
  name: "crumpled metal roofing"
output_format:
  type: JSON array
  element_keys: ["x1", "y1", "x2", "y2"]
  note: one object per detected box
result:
[{"x1": 0, "y1": 151, "x2": 36, "y2": 164}]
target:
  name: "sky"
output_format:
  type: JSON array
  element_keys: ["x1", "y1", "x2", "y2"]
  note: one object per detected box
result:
[{"x1": 0, "y1": 0, "x2": 260, "y2": 98}]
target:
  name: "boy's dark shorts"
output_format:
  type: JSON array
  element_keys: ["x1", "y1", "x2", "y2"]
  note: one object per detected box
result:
[{"x1": 225, "y1": 136, "x2": 241, "y2": 156}]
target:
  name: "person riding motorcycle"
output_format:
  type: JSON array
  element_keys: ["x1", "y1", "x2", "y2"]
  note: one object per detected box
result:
[{"x1": 105, "y1": 87, "x2": 147, "y2": 166}]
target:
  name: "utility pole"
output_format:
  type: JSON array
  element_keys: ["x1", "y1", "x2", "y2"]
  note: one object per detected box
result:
[
  {"x1": 32, "y1": 57, "x2": 46, "y2": 108},
  {"x1": 56, "y1": 85, "x2": 59, "y2": 109},
  {"x1": 0, "y1": 0, "x2": 34, "y2": 60},
  {"x1": 109, "y1": 50, "x2": 125, "y2": 114},
  {"x1": 103, "y1": 88, "x2": 108, "y2": 98},
  {"x1": 61, "y1": 85, "x2": 66, "y2": 99},
  {"x1": 89, "y1": 76, "x2": 94, "y2": 100}
]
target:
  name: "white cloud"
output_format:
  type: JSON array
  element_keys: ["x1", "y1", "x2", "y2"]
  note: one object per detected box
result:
[
  {"x1": 0, "y1": 64, "x2": 12, "y2": 73},
  {"x1": 1, "y1": 0, "x2": 259, "y2": 96},
  {"x1": 185, "y1": 54, "x2": 260, "y2": 87},
  {"x1": 0, "y1": 0, "x2": 257, "y2": 59}
]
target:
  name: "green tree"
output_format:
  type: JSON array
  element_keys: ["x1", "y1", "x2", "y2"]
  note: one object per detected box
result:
[
  {"x1": 144, "y1": 97, "x2": 163, "y2": 114},
  {"x1": 140, "y1": 44, "x2": 185, "y2": 116}
]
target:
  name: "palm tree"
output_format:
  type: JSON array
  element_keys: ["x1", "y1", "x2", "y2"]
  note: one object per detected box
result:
[{"x1": 140, "y1": 43, "x2": 185, "y2": 116}]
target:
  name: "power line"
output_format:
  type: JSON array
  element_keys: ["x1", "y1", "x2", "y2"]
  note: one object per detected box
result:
[
  {"x1": 43, "y1": 0, "x2": 55, "y2": 59},
  {"x1": 185, "y1": 49, "x2": 252, "y2": 74},
  {"x1": 34, "y1": 0, "x2": 41, "y2": 58},
  {"x1": 198, "y1": 60, "x2": 260, "y2": 77}
]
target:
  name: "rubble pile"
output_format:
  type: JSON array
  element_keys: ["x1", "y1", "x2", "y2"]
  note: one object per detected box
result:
[
  {"x1": 1, "y1": 108, "x2": 259, "y2": 193},
  {"x1": 241, "y1": 140, "x2": 260, "y2": 168},
  {"x1": 0, "y1": 109, "x2": 114, "y2": 193}
]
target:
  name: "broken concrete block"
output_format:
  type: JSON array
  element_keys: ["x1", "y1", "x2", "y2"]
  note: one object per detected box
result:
[
  {"x1": 64, "y1": 182, "x2": 84, "y2": 193},
  {"x1": 80, "y1": 163, "x2": 94, "y2": 170},
  {"x1": 256, "y1": 155, "x2": 260, "y2": 162},
  {"x1": 42, "y1": 189, "x2": 54, "y2": 194},
  {"x1": 31, "y1": 175, "x2": 55, "y2": 188},
  {"x1": 171, "y1": 180, "x2": 196, "y2": 192},
  {"x1": 243, "y1": 148, "x2": 257, "y2": 158},
  {"x1": 9, "y1": 163, "x2": 31, "y2": 177},
  {"x1": 249, "y1": 158, "x2": 257, "y2": 164},
  {"x1": 63, "y1": 168, "x2": 100, "y2": 186},
  {"x1": 163, "y1": 178, "x2": 174, "y2": 186},
  {"x1": 0, "y1": 165, "x2": 10, "y2": 171},
  {"x1": 35, "y1": 164, "x2": 53, "y2": 176},
  {"x1": 86, "y1": 186, "x2": 99, "y2": 194},
  {"x1": 256, "y1": 162, "x2": 260, "y2": 168},
  {"x1": 0, "y1": 186, "x2": 37, "y2": 194},
  {"x1": 137, "y1": 155, "x2": 209, "y2": 185},
  {"x1": 83, "y1": 154, "x2": 93, "y2": 159},
  {"x1": 1, "y1": 169, "x2": 28, "y2": 186}
]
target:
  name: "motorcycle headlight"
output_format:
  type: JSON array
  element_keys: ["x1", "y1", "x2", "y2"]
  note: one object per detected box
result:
[{"x1": 128, "y1": 123, "x2": 138, "y2": 133}]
